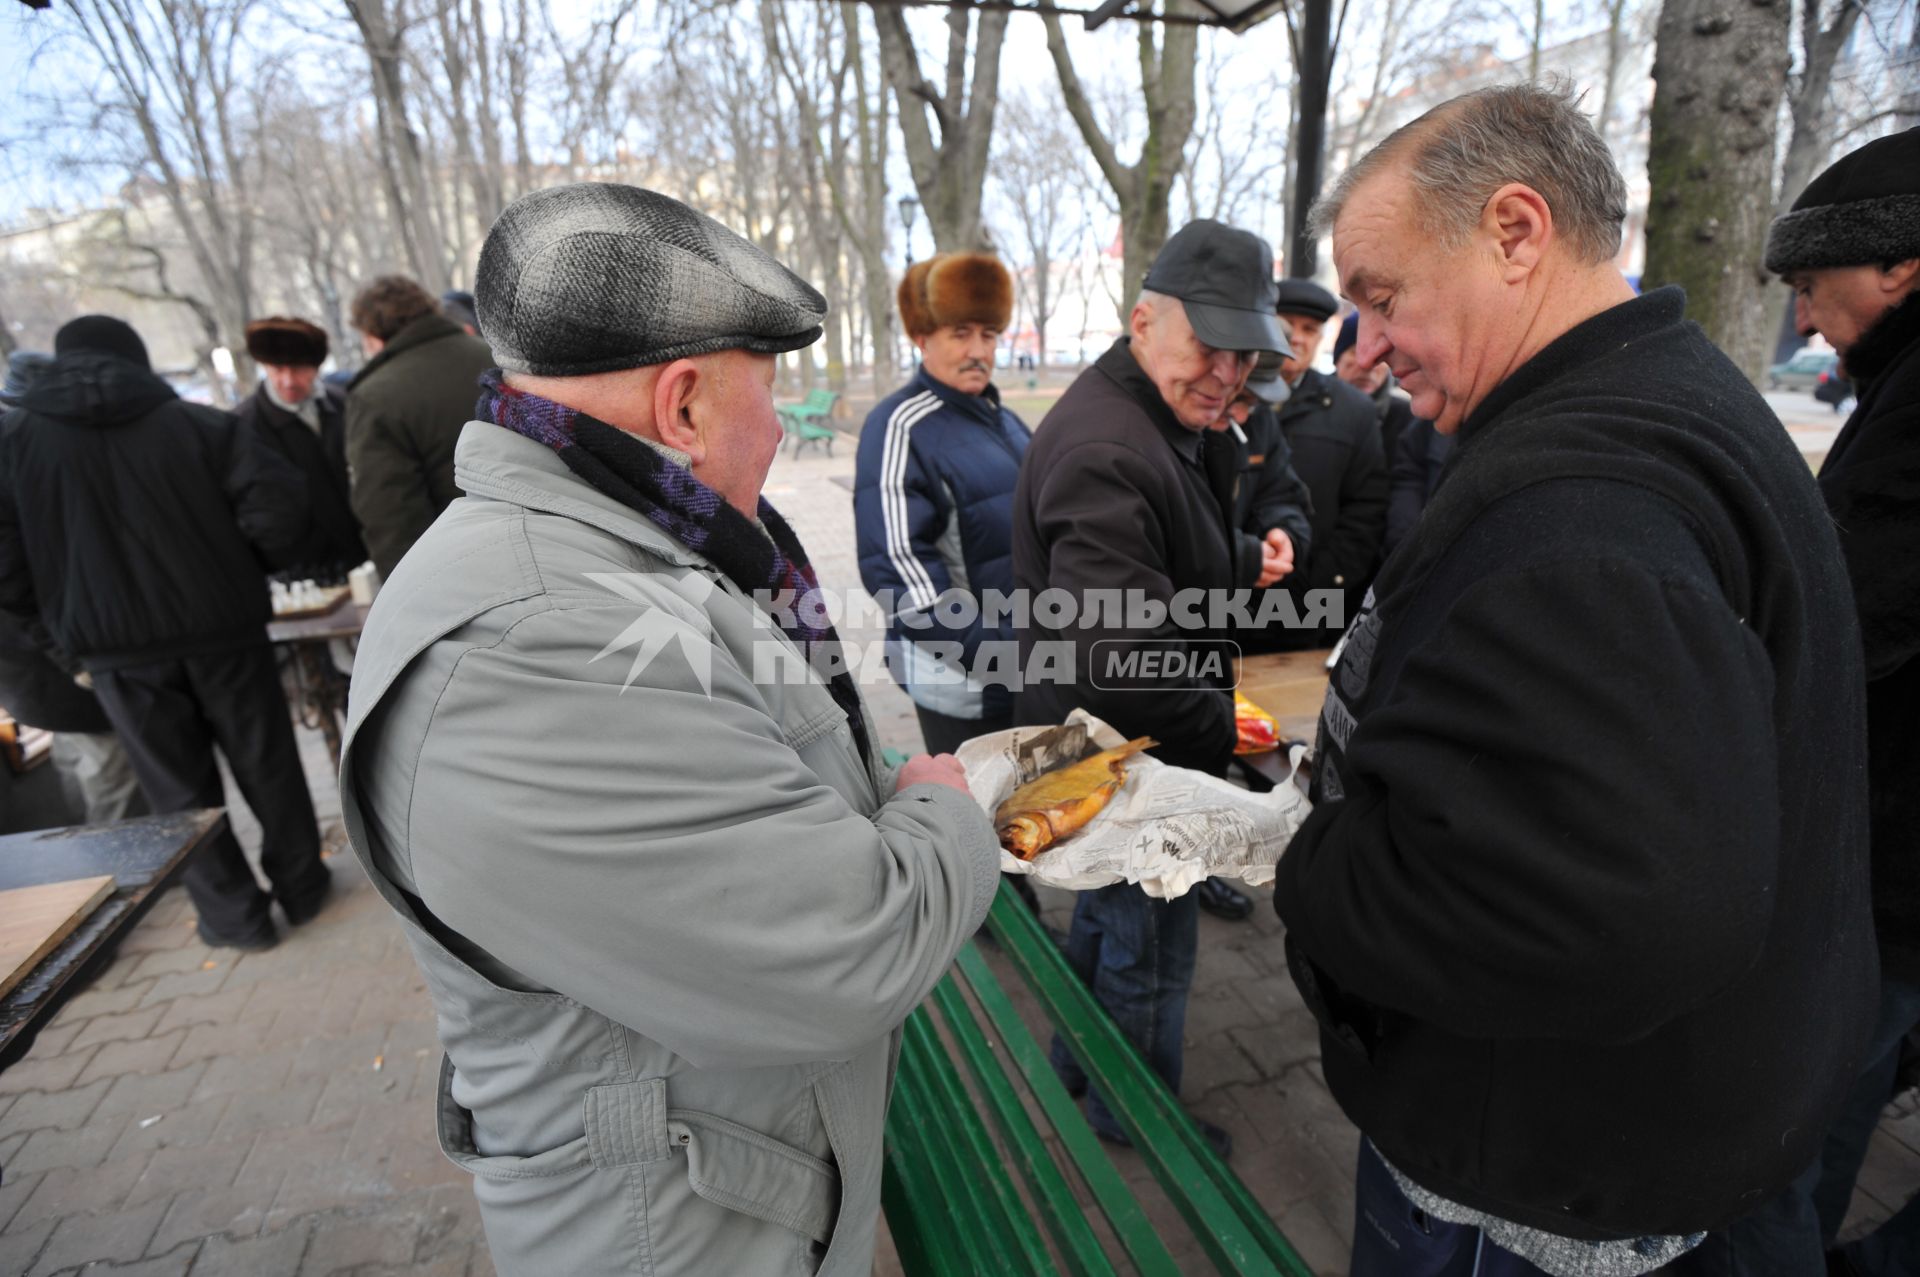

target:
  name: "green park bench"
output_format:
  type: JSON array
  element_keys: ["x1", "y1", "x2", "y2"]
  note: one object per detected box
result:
[
  {"x1": 779, "y1": 389, "x2": 841, "y2": 457},
  {"x1": 883, "y1": 879, "x2": 1316, "y2": 1276}
]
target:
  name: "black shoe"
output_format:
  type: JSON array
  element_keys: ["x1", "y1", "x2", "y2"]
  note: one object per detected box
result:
[
  {"x1": 1094, "y1": 1116, "x2": 1233, "y2": 1161},
  {"x1": 197, "y1": 919, "x2": 279, "y2": 952},
  {"x1": 280, "y1": 874, "x2": 333, "y2": 926},
  {"x1": 1195, "y1": 878, "x2": 1254, "y2": 921}
]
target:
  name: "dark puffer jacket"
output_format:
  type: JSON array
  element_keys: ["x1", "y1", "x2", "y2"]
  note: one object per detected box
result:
[
  {"x1": 854, "y1": 368, "x2": 1030, "y2": 721},
  {"x1": 0, "y1": 352, "x2": 307, "y2": 669},
  {"x1": 1820, "y1": 289, "x2": 1920, "y2": 982}
]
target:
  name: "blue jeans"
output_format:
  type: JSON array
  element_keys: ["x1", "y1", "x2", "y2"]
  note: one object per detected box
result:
[
  {"x1": 1671, "y1": 976, "x2": 1920, "y2": 1276},
  {"x1": 1350, "y1": 1139, "x2": 1550, "y2": 1276},
  {"x1": 1049, "y1": 882, "x2": 1198, "y2": 1139}
]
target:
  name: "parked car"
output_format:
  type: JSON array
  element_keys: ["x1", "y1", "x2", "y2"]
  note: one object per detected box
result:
[
  {"x1": 1814, "y1": 369, "x2": 1853, "y2": 412},
  {"x1": 1769, "y1": 348, "x2": 1839, "y2": 391}
]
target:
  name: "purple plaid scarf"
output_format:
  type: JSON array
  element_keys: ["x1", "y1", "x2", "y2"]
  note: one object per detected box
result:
[{"x1": 477, "y1": 371, "x2": 871, "y2": 765}]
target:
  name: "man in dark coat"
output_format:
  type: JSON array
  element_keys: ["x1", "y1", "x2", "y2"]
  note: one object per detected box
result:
[
  {"x1": 1383, "y1": 416, "x2": 1451, "y2": 556},
  {"x1": 1278, "y1": 85, "x2": 1874, "y2": 1275},
  {"x1": 346, "y1": 275, "x2": 495, "y2": 576},
  {"x1": 0, "y1": 316, "x2": 331, "y2": 949},
  {"x1": 233, "y1": 317, "x2": 367, "y2": 576},
  {"x1": 1240, "y1": 281, "x2": 1387, "y2": 652},
  {"x1": 1695, "y1": 125, "x2": 1920, "y2": 1277},
  {"x1": 1014, "y1": 219, "x2": 1294, "y2": 1160},
  {"x1": 1334, "y1": 309, "x2": 1416, "y2": 468}
]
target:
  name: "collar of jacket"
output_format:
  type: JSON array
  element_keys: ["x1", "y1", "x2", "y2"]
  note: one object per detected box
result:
[
  {"x1": 453, "y1": 420, "x2": 713, "y2": 571},
  {"x1": 19, "y1": 351, "x2": 175, "y2": 427},
  {"x1": 910, "y1": 365, "x2": 1007, "y2": 429},
  {"x1": 1094, "y1": 337, "x2": 1207, "y2": 464},
  {"x1": 255, "y1": 380, "x2": 339, "y2": 432},
  {"x1": 1455, "y1": 286, "x2": 1686, "y2": 446},
  {"x1": 350, "y1": 313, "x2": 470, "y2": 390},
  {"x1": 1843, "y1": 289, "x2": 1920, "y2": 393},
  {"x1": 1280, "y1": 367, "x2": 1339, "y2": 422}
]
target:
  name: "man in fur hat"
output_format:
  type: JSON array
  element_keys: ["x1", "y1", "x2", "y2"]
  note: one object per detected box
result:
[
  {"x1": 855, "y1": 252, "x2": 1031, "y2": 756},
  {"x1": 1685, "y1": 125, "x2": 1920, "y2": 1277},
  {"x1": 234, "y1": 317, "x2": 367, "y2": 575}
]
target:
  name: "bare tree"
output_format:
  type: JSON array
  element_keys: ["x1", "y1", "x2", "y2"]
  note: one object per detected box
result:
[
  {"x1": 870, "y1": 0, "x2": 1006, "y2": 251},
  {"x1": 1644, "y1": 0, "x2": 1791, "y2": 381},
  {"x1": 995, "y1": 86, "x2": 1095, "y2": 370},
  {"x1": 344, "y1": 0, "x2": 450, "y2": 287},
  {"x1": 55, "y1": 0, "x2": 275, "y2": 390},
  {"x1": 1043, "y1": 0, "x2": 1201, "y2": 302}
]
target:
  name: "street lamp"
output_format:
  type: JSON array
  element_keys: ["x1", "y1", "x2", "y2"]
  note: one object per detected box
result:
[{"x1": 898, "y1": 195, "x2": 921, "y2": 267}]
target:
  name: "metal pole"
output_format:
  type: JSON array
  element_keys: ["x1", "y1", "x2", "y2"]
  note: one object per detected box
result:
[{"x1": 1288, "y1": 0, "x2": 1331, "y2": 279}]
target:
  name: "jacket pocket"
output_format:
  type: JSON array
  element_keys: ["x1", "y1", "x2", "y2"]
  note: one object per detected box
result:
[
  {"x1": 432, "y1": 1055, "x2": 593, "y2": 1179},
  {"x1": 667, "y1": 1108, "x2": 840, "y2": 1245}
]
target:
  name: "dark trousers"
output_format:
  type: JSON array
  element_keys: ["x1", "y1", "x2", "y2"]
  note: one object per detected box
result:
[
  {"x1": 912, "y1": 703, "x2": 1009, "y2": 756},
  {"x1": 1049, "y1": 882, "x2": 1199, "y2": 1139},
  {"x1": 1671, "y1": 976, "x2": 1920, "y2": 1276},
  {"x1": 92, "y1": 644, "x2": 326, "y2": 941}
]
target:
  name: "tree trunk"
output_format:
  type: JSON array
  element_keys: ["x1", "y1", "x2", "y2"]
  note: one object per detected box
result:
[
  {"x1": 869, "y1": 1, "x2": 1006, "y2": 252},
  {"x1": 347, "y1": 0, "x2": 451, "y2": 286},
  {"x1": 1043, "y1": 0, "x2": 1199, "y2": 304},
  {"x1": 1644, "y1": 0, "x2": 1790, "y2": 383}
]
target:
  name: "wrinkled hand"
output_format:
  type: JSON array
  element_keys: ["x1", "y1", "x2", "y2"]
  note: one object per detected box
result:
[
  {"x1": 1255, "y1": 529, "x2": 1295, "y2": 588},
  {"x1": 73, "y1": 670, "x2": 94, "y2": 691},
  {"x1": 896, "y1": 752, "x2": 973, "y2": 797}
]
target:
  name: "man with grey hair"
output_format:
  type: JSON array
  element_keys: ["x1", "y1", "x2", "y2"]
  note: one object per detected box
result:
[
  {"x1": 1014, "y1": 218, "x2": 1297, "y2": 1158},
  {"x1": 340, "y1": 183, "x2": 1000, "y2": 1275},
  {"x1": 1272, "y1": 83, "x2": 1874, "y2": 1275}
]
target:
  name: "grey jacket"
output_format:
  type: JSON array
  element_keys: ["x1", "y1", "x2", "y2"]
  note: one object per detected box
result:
[{"x1": 339, "y1": 422, "x2": 1000, "y2": 1276}]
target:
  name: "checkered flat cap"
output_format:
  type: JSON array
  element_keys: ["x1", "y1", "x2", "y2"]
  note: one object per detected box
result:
[{"x1": 476, "y1": 182, "x2": 826, "y2": 376}]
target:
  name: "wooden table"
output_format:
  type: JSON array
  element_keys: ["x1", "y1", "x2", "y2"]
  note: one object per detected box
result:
[
  {"x1": 268, "y1": 601, "x2": 370, "y2": 771},
  {"x1": 1235, "y1": 648, "x2": 1334, "y2": 788},
  {"x1": 0, "y1": 809, "x2": 226, "y2": 1070}
]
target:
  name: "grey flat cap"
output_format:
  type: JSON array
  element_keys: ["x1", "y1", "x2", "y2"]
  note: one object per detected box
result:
[{"x1": 475, "y1": 183, "x2": 827, "y2": 376}]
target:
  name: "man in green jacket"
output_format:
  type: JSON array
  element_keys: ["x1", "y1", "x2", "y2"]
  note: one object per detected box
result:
[
  {"x1": 346, "y1": 275, "x2": 495, "y2": 576},
  {"x1": 341, "y1": 183, "x2": 999, "y2": 1277}
]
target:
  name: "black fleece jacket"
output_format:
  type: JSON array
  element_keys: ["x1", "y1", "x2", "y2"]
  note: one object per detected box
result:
[
  {"x1": 1821, "y1": 290, "x2": 1920, "y2": 981},
  {"x1": 1273, "y1": 288, "x2": 1876, "y2": 1240},
  {"x1": 1012, "y1": 338, "x2": 1241, "y2": 776},
  {"x1": 0, "y1": 353, "x2": 307, "y2": 669}
]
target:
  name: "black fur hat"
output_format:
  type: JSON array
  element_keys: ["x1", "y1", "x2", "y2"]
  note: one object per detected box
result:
[
  {"x1": 1766, "y1": 128, "x2": 1920, "y2": 275},
  {"x1": 244, "y1": 317, "x2": 329, "y2": 368}
]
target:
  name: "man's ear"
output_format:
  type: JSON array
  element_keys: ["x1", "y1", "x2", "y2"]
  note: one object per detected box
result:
[
  {"x1": 1883, "y1": 257, "x2": 1920, "y2": 296},
  {"x1": 652, "y1": 359, "x2": 705, "y2": 461},
  {"x1": 1128, "y1": 301, "x2": 1154, "y2": 345},
  {"x1": 1483, "y1": 182, "x2": 1552, "y2": 283}
]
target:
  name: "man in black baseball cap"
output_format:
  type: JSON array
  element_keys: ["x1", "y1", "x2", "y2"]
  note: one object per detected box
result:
[{"x1": 1011, "y1": 219, "x2": 1296, "y2": 1158}]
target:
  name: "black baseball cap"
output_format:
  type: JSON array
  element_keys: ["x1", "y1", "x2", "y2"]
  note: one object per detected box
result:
[{"x1": 1142, "y1": 220, "x2": 1292, "y2": 357}]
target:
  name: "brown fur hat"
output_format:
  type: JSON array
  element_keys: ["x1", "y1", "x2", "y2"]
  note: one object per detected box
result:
[
  {"x1": 897, "y1": 253, "x2": 1013, "y2": 338},
  {"x1": 244, "y1": 317, "x2": 329, "y2": 368}
]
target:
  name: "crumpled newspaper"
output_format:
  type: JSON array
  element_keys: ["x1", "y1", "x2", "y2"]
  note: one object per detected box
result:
[{"x1": 957, "y1": 710, "x2": 1311, "y2": 900}]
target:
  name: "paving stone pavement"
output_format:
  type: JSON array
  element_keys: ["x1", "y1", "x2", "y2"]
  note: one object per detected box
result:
[{"x1": 2, "y1": 428, "x2": 1912, "y2": 1276}]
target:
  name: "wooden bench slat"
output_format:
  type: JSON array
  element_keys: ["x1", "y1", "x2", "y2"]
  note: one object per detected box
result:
[
  {"x1": 950, "y1": 945, "x2": 1186, "y2": 1277},
  {"x1": 930, "y1": 971, "x2": 1121, "y2": 1277},
  {"x1": 984, "y1": 885, "x2": 1318, "y2": 1277}
]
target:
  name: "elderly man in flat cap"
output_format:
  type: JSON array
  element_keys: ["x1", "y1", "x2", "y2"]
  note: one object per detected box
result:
[
  {"x1": 233, "y1": 317, "x2": 367, "y2": 576},
  {"x1": 339, "y1": 183, "x2": 999, "y2": 1277},
  {"x1": 1013, "y1": 219, "x2": 1297, "y2": 1158}
]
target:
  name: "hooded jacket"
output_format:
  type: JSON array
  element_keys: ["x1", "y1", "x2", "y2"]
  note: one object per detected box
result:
[
  {"x1": 1820, "y1": 289, "x2": 1920, "y2": 981},
  {"x1": 0, "y1": 352, "x2": 307, "y2": 670},
  {"x1": 1275, "y1": 288, "x2": 1875, "y2": 1239},
  {"x1": 853, "y1": 367, "x2": 1030, "y2": 721},
  {"x1": 342, "y1": 421, "x2": 999, "y2": 1276}
]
